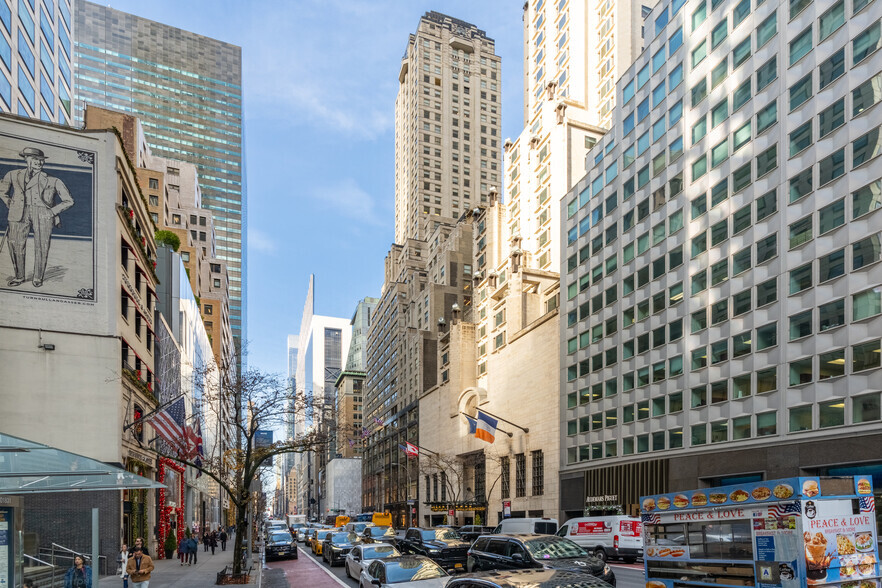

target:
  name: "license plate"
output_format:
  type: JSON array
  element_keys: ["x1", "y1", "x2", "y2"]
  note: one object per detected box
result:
[{"x1": 454, "y1": 563, "x2": 463, "y2": 568}]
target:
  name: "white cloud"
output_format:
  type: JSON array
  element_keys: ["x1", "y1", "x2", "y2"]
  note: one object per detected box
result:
[
  {"x1": 310, "y1": 178, "x2": 384, "y2": 226},
  {"x1": 248, "y1": 229, "x2": 277, "y2": 254}
]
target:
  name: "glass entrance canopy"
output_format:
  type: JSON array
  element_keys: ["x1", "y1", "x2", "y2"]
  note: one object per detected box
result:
[{"x1": 0, "y1": 432, "x2": 165, "y2": 493}]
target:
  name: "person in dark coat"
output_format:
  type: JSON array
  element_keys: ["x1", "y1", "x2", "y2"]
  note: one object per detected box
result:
[
  {"x1": 209, "y1": 531, "x2": 218, "y2": 555},
  {"x1": 186, "y1": 536, "x2": 198, "y2": 566},
  {"x1": 219, "y1": 529, "x2": 228, "y2": 551},
  {"x1": 202, "y1": 532, "x2": 209, "y2": 552},
  {"x1": 128, "y1": 538, "x2": 149, "y2": 557},
  {"x1": 63, "y1": 555, "x2": 92, "y2": 588}
]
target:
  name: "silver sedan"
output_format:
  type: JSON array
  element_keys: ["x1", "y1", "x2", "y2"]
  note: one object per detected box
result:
[
  {"x1": 359, "y1": 555, "x2": 449, "y2": 588},
  {"x1": 345, "y1": 543, "x2": 401, "y2": 580}
]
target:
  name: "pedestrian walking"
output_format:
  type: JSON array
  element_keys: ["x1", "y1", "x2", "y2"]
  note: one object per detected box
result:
[
  {"x1": 186, "y1": 536, "x2": 198, "y2": 565},
  {"x1": 24, "y1": 580, "x2": 37, "y2": 588},
  {"x1": 177, "y1": 535, "x2": 187, "y2": 565},
  {"x1": 126, "y1": 546, "x2": 154, "y2": 588},
  {"x1": 203, "y1": 532, "x2": 209, "y2": 552},
  {"x1": 63, "y1": 554, "x2": 91, "y2": 588},
  {"x1": 128, "y1": 538, "x2": 150, "y2": 557},
  {"x1": 117, "y1": 543, "x2": 130, "y2": 588},
  {"x1": 209, "y1": 530, "x2": 218, "y2": 555},
  {"x1": 220, "y1": 529, "x2": 228, "y2": 551}
]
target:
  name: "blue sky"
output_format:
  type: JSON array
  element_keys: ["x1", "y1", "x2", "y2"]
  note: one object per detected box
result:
[{"x1": 104, "y1": 0, "x2": 527, "y2": 376}]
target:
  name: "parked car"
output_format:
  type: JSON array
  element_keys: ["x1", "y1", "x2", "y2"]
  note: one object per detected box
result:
[
  {"x1": 466, "y1": 534, "x2": 615, "y2": 586},
  {"x1": 312, "y1": 529, "x2": 338, "y2": 556},
  {"x1": 363, "y1": 525, "x2": 397, "y2": 544},
  {"x1": 323, "y1": 531, "x2": 362, "y2": 566},
  {"x1": 446, "y1": 569, "x2": 615, "y2": 588},
  {"x1": 395, "y1": 527, "x2": 470, "y2": 571},
  {"x1": 359, "y1": 555, "x2": 449, "y2": 587},
  {"x1": 265, "y1": 530, "x2": 298, "y2": 560},
  {"x1": 458, "y1": 526, "x2": 495, "y2": 544},
  {"x1": 556, "y1": 516, "x2": 643, "y2": 563},
  {"x1": 345, "y1": 542, "x2": 402, "y2": 580},
  {"x1": 492, "y1": 518, "x2": 558, "y2": 535}
]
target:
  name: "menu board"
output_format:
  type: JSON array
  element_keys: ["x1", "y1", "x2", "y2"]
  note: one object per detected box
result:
[
  {"x1": 641, "y1": 478, "x2": 804, "y2": 513},
  {"x1": 802, "y1": 497, "x2": 879, "y2": 585},
  {"x1": 0, "y1": 507, "x2": 11, "y2": 588}
]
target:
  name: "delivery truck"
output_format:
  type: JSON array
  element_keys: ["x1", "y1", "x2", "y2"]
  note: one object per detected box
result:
[{"x1": 640, "y1": 476, "x2": 879, "y2": 588}]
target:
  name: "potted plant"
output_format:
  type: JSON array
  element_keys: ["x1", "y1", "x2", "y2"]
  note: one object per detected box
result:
[{"x1": 164, "y1": 531, "x2": 177, "y2": 560}]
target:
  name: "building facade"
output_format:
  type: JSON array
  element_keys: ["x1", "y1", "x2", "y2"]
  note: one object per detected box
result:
[
  {"x1": 0, "y1": 112, "x2": 159, "y2": 561},
  {"x1": 394, "y1": 11, "x2": 502, "y2": 244},
  {"x1": 560, "y1": 0, "x2": 882, "y2": 518},
  {"x1": 0, "y1": 0, "x2": 74, "y2": 123},
  {"x1": 335, "y1": 296, "x2": 378, "y2": 459},
  {"x1": 73, "y1": 0, "x2": 246, "y2": 360}
]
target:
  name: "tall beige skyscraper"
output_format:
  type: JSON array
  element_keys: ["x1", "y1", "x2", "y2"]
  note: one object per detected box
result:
[{"x1": 394, "y1": 12, "x2": 503, "y2": 244}]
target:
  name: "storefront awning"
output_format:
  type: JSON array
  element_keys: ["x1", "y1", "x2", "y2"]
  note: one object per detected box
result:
[{"x1": 0, "y1": 432, "x2": 165, "y2": 494}]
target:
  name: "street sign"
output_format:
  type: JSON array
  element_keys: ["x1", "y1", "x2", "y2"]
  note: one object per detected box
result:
[{"x1": 502, "y1": 500, "x2": 511, "y2": 518}]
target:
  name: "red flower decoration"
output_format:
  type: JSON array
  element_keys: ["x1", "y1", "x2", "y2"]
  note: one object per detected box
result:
[{"x1": 129, "y1": 209, "x2": 134, "y2": 218}]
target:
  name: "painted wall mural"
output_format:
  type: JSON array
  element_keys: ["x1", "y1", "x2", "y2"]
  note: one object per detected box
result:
[{"x1": 0, "y1": 134, "x2": 96, "y2": 300}]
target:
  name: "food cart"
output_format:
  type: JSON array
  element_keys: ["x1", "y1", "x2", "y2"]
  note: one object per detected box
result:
[{"x1": 640, "y1": 476, "x2": 879, "y2": 588}]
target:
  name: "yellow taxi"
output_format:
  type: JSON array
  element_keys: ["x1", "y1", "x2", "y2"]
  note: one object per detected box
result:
[{"x1": 311, "y1": 528, "x2": 340, "y2": 556}]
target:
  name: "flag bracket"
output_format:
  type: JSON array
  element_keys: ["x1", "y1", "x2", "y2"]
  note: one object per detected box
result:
[{"x1": 475, "y1": 409, "x2": 529, "y2": 434}]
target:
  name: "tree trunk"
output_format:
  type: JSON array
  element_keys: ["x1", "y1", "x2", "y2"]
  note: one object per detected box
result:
[{"x1": 231, "y1": 501, "x2": 248, "y2": 576}]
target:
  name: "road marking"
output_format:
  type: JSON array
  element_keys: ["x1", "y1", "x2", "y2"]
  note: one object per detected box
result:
[{"x1": 300, "y1": 548, "x2": 350, "y2": 587}]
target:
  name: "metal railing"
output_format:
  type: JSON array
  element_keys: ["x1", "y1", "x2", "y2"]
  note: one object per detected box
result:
[
  {"x1": 23, "y1": 553, "x2": 59, "y2": 588},
  {"x1": 39, "y1": 542, "x2": 109, "y2": 576}
]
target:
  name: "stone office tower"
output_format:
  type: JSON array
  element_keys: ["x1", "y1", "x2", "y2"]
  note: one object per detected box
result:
[
  {"x1": 73, "y1": 0, "x2": 246, "y2": 366},
  {"x1": 394, "y1": 11, "x2": 502, "y2": 244}
]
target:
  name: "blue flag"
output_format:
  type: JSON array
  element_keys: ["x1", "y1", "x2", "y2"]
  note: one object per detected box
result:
[{"x1": 464, "y1": 414, "x2": 477, "y2": 435}]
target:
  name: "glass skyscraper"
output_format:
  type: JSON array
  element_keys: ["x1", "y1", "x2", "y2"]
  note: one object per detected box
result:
[
  {"x1": 73, "y1": 0, "x2": 246, "y2": 355},
  {"x1": 0, "y1": 0, "x2": 74, "y2": 123}
]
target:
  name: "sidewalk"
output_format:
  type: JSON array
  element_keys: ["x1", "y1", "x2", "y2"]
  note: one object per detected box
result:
[{"x1": 99, "y1": 547, "x2": 250, "y2": 587}]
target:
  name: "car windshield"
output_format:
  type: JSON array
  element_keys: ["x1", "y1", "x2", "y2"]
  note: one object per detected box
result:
[
  {"x1": 332, "y1": 532, "x2": 358, "y2": 544},
  {"x1": 270, "y1": 533, "x2": 291, "y2": 543},
  {"x1": 352, "y1": 523, "x2": 368, "y2": 533},
  {"x1": 363, "y1": 545, "x2": 400, "y2": 559},
  {"x1": 385, "y1": 559, "x2": 448, "y2": 583},
  {"x1": 421, "y1": 529, "x2": 461, "y2": 541},
  {"x1": 372, "y1": 526, "x2": 392, "y2": 535},
  {"x1": 525, "y1": 536, "x2": 589, "y2": 560}
]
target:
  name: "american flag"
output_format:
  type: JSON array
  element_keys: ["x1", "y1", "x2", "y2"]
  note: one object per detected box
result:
[
  {"x1": 642, "y1": 513, "x2": 660, "y2": 524},
  {"x1": 150, "y1": 397, "x2": 188, "y2": 455},
  {"x1": 768, "y1": 502, "x2": 802, "y2": 518},
  {"x1": 860, "y1": 496, "x2": 876, "y2": 513}
]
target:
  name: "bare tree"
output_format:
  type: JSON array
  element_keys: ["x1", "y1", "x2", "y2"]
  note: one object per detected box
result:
[
  {"x1": 418, "y1": 450, "x2": 509, "y2": 525},
  {"x1": 151, "y1": 354, "x2": 328, "y2": 578}
]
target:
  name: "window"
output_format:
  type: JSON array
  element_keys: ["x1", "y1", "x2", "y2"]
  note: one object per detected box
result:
[
  {"x1": 790, "y1": 0, "x2": 811, "y2": 19},
  {"x1": 757, "y1": 411, "x2": 777, "y2": 436},
  {"x1": 790, "y1": 358, "x2": 813, "y2": 386},
  {"x1": 789, "y1": 262, "x2": 812, "y2": 293},
  {"x1": 692, "y1": 40, "x2": 707, "y2": 67},
  {"x1": 531, "y1": 450, "x2": 544, "y2": 496},
  {"x1": 854, "y1": 392, "x2": 882, "y2": 423},
  {"x1": 711, "y1": 100, "x2": 728, "y2": 127},
  {"x1": 820, "y1": 49, "x2": 845, "y2": 90},
  {"x1": 757, "y1": 102, "x2": 778, "y2": 135},
  {"x1": 693, "y1": 116, "x2": 708, "y2": 144},
  {"x1": 789, "y1": 168, "x2": 813, "y2": 203},
  {"x1": 790, "y1": 76, "x2": 815, "y2": 115},
  {"x1": 757, "y1": 13, "x2": 777, "y2": 47},
  {"x1": 733, "y1": 38, "x2": 751, "y2": 68},
  {"x1": 692, "y1": 1, "x2": 707, "y2": 30},
  {"x1": 693, "y1": 155, "x2": 708, "y2": 180},
  {"x1": 819, "y1": 99, "x2": 845, "y2": 138},
  {"x1": 853, "y1": 127, "x2": 882, "y2": 167},
  {"x1": 692, "y1": 78, "x2": 708, "y2": 107},
  {"x1": 789, "y1": 310, "x2": 812, "y2": 340},
  {"x1": 819, "y1": 198, "x2": 845, "y2": 234},
  {"x1": 819, "y1": 299, "x2": 845, "y2": 331},
  {"x1": 853, "y1": 21, "x2": 881, "y2": 65},
  {"x1": 853, "y1": 234, "x2": 882, "y2": 269},
  {"x1": 790, "y1": 27, "x2": 813, "y2": 65},
  {"x1": 853, "y1": 73, "x2": 882, "y2": 116},
  {"x1": 819, "y1": 149, "x2": 846, "y2": 185},
  {"x1": 692, "y1": 308, "x2": 708, "y2": 332},
  {"x1": 820, "y1": 1, "x2": 846, "y2": 41},
  {"x1": 757, "y1": 234, "x2": 777, "y2": 263},
  {"x1": 711, "y1": 140, "x2": 728, "y2": 168},
  {"x1": 757, "y1": 144, "x2": 779, "y2": 177},
  {"x1": 712, "y1": 20, "x2": 728, "y2": 49},
  {"x1": 733, "y1": 331, "x2": 751, "y2": 357},
  {"x1": 692, "y1": 346, "x2": 708, "y2": 370},
  {"x1": 692, "y1": 424, "x2": 707, "y2": 445},
  {"x1": 733, "y1": 122, "x2": 751, "y2": 152},
  {"x1": 733, "y1": 80, "x2": 752, "y2": 112},
  {"x1": 819, "y1": 248, "x2": 846, "y2": 282},
  {"x1": 756, "y1": 322, "x2": 778, "y2": 350},
  {"x1": 712, "y1": 60, "x2": 727, "y2": 89},
  {"x1": 789, "y1": 405, "x2": 813, "y2": 432},
  {"x1": 853, "y1": 179, "x2": 882, "y2": 218},
  {"x1": 757, "y1": 278, "x2": 778, "y2": 306},
  {"x1": 756, "y1": 57, "x2": 777, "y2": 91},
  {"x1": 515, "y1": 453, "x2": 526, "y2": 497},
  {"x1": 853, "y1": 287, "x2": 882, "y2": 320},
  {"x1": 853, "y1": 339, "x2": 882, "y2": 372},
  {"x1": 789, "y1": 121, "x2": 812, "y2": 156}
]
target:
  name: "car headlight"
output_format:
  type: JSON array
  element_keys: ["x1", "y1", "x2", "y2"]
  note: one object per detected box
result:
[
  {"x1": 427, "y1": 549, "x2": 440, "y2": 555},
  {"x1": 603, "y1": 565, "x2": 611, "y2": 576}
]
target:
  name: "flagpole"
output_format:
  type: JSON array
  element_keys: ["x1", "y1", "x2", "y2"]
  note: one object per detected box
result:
[
  {"x1": 477, "y1": 409, "x2": 529, "y2": 434},
  {"x1": 123, "y1": 392, "x2": 190, "y2": 432},
  {"x1": 460, "y1": 412, "x2": 513, "y2": 438}
]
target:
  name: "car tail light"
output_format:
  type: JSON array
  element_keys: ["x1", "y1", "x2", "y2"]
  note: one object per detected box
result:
[{"x1": 614, "y1": 536, "x2": 619, "y2": 549}]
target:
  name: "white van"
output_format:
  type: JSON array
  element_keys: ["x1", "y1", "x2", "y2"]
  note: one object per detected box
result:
[
  {"x1": 556, "y1": 516, "x2": 643, "y2": 563},
  {"x1": 492, "y1": 517, "x2": 558, "y2": 535}
]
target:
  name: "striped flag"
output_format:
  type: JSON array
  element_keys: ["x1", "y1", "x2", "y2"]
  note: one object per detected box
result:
[
  {"x1": 150, "y1": 397, "x2": 188, "y2": 455},
  {"x1": 464, "y1": 414, "x2": 477, "y2": 435},
  {"x1": 404, "y1": 442, "x2": 419, "y2": 457},
  {"x1": 186, "y1": 420, "x2": 204, "y2": 460},
  {"x1": 860, "y1": 496, "x2": 876, "y2": 513},
  {"x1": 768, "y1": 502, "x2": 802, "y2": 518},
  {"x1": 475, "y1": 411, "x2": 498, "y2": 443},
  {"x1": 641, "y1": 513, "x2": 660, "y2": 524}
]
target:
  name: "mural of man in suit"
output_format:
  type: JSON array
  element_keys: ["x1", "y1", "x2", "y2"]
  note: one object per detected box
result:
[{"x1": 0, "y1": 147, "x2": 74, "y2": 287}]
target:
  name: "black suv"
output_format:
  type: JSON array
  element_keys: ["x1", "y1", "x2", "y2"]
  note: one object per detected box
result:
[
  {"x1": 467, "y1": 534, "x2": 614, "y2": 586},
  {"x1": 322, "y1": 531, "x2": 361, "y2": 566},
  {"x1": 265, "y1": 530, "x2": 298, "y2": 560},
  {"x1": 396, "y1": 527, "x2": 470, "y2": 571},
  {"x1": 458, "y1": 525, "x2": 495, "y2": 544}
]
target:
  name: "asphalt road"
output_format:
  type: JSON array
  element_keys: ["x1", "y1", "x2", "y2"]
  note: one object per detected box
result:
[{"x1": 289, "y1": 541, "x2": 648, "y2": 588}]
